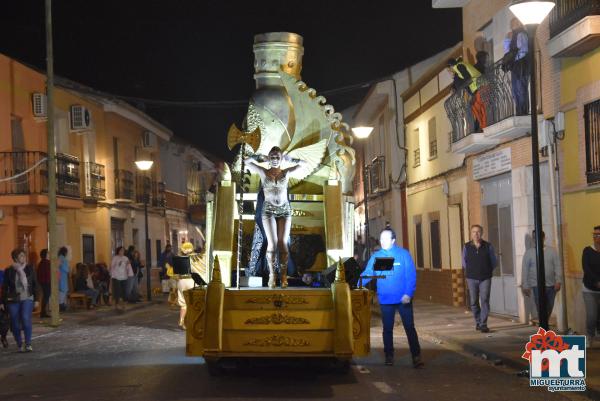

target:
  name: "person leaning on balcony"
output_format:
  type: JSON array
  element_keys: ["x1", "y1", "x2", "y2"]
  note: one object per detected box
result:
[
  {"x1": 462, "y1": 225, "x2": 497, "y2": 333},
  {"x1": 582, "y1": 225, "x2": 600, "y2": 349},
  {"x1": 360, "y1": 226, "x2": 424, "y2": 369},
  {"x1": 447, "y1": 57, "x2": 487, "y2": 132},
  {"x1": 37, "y1": 249, "x2": 51, "y2": 318},
  {"x1": 503, "y1": 18, "x2": 529, "y2": 116},
  {"x1": 1, "y1": 248, "x2": 38, "y2": 352},
  {"x1": 109, "y1": 246, "x2": 134, "y2": 312},
  {"x1": 521, "y1": 230, "x2": 562, "y2": 323},
  {"x1": 58, "y1": 246, "x2": 70, "y2": 312}
]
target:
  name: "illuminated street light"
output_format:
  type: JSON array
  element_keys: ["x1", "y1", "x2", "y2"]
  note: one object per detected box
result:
[
  {"x1": 135, "y1": 160, "x2": 154, "y2": 171},
  {"x1": 353, "y1": 125, "x2": 374, "y2": 262},
  {"x1": 509, "y1": 0, "x2": 555, "y2": 330},
  {"x1": 135, "y1": 158, "x2": 154, "y2": 301}
]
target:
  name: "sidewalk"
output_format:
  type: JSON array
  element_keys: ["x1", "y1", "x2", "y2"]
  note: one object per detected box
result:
[{"x1": 375, "y1": 300, "x2": 600, "y2": 399}]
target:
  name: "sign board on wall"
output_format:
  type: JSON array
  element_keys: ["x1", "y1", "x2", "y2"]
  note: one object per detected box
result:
[{"x1": 473, "y1": 148, "x2": 512, "y2": 180}]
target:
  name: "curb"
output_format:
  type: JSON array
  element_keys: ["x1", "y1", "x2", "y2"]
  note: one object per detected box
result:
[{"x1": 372, "y1": 306, "x2": 600, "y2": 400}]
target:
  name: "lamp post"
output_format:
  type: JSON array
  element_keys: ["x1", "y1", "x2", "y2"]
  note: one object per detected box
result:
[
  {"x1": 352, "y1": 126, "x2": 374, "y2": 262},
  {"x1": 509, "y1": 0, "x2": 555, "y2": 330},
  {"x1": 135, "y1": 159, "x2": 154, "y2": 301}
]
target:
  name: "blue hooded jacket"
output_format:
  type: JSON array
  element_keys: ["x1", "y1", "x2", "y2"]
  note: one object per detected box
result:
[{"x1": 360, "y1": 244, "x2": 417, "y2": 305}]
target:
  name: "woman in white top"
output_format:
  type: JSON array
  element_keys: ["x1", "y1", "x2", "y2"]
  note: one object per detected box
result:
[
  {"x1": 110, "y1": 246, "x2": 133, "y2": 311},
  {"x1": 245, "y1": 146, "x2": 307, "y2": 288}
]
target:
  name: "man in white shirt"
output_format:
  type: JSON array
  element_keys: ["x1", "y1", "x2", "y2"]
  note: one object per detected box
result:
[{"x1": 521, "y1": 230, "x2": 562, "y2": 323}]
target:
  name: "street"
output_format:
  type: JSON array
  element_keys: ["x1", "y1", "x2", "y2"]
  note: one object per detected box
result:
[{"x1": 0, "y1": 303, "x2": 589, "y2": 401}]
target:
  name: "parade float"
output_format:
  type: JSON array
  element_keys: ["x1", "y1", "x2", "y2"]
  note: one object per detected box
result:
[{"x1": 182, "y1": 32, "x2": 371, "y2": 374}]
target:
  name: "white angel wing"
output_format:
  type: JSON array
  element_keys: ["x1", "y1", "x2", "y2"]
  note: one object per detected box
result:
[{"x1": 283, "y1": 139, "x2": 327, "y2": 182}]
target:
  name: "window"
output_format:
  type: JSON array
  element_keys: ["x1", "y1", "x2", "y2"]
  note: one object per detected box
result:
[
  {"x1": 414, "y1": 128, "x2": 421, "y2": 167},
  {"x1": 414, "y1": 216, "x2": 424, "y2": 268},
  {"x1": 430, "y1": 219, "x2": 442, "y2": 269},
  {"x1": 428, "y1": 117, "x2": 438, "y2": 159},
  {"x1": 82, "y1": 234, "x2": 95, "y2": 265},
  {"x1": 585, "y1": 99, "x2": 600, "y2": 184}
]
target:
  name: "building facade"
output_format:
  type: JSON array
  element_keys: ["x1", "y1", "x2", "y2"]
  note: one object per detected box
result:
[{"x1": 0, "y1": 54, "x2": 216, "y2": 283}]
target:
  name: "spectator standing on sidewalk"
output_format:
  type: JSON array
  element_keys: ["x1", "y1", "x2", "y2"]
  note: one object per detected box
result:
[
  {"x1": 110, "y1": 247, "x2": 133, "y2": 311},
  {"x1": 360, "y1": 226, "x2": 424, "y2": 368},
  {"x1": 94, "y1": 263, "x2": 111, "y2": 306},
  {"x1": 0, "y1": 269, "x2": 9, "y2": 348},
  {"x1": 583, "y1": 225, "x2": 600, "y2": 348},
  {"x1": 58, "y1": 247, "x2": 70, "y2": 312},
  {"x1": 37, "y1": 249, "x2": 51, "y2": 318},
  {"x1": 521, "y1": 230, "x2": 562, "y2": 323},
  {"x1": 1, "y1": 248, "x2": 38, "y2": 352},
  {"x1": 128, "y1": 250, "x2": 143, "y2": 303},
  {"x1": 462, "y1": 225, "x2": 497, "y2": 333}
]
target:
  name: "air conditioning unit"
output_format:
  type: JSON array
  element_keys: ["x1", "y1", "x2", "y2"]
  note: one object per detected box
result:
[
  {"x1": 32, "y1": 93, "x2": 48, "y2": 119},
  {"x1": 142, "y1": 131, "x2": 157, "y2": 148},
  {"x1": 70, "y1": 105, "x2": 92, "y2": 130}
]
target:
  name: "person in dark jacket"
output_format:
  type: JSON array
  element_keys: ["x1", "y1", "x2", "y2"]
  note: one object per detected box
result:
[
  {"x1": 583, "y1": 225, "x2": 600, "y2": 348},
  {"x1": 462, "y1": 225, "x2": 497, "y2": 333},
  {"x1": 361, "y1": 226, "x2": 424, "y2": 368},
  {"x1": 1, "y1": 248, "x2": 38, "y2": 352},
  {"x1": 37, "y1": 249, "x2": 51, "y2": 318}
]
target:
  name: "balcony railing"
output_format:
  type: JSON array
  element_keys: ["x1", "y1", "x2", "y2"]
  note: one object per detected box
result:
[
  {"x1": 0, "y1": 151, "x2": 80, "y2": 197},
  {"x1": 550, "y1": 0, "x2": 600, "y2": 38},
  {"x1": 188, "y1": 189, "x2": 207, "y2": 206},
  {"x1": 115, "y1": 169, "x2": 134, "y2": 201},
  {"x1": 445, "y1": 59, "x2": 536, "y2": 144},
  {"x1": 85, "y1": 162, "x2": 106, "y2": 200},
  {"x1": 152, "y1": 181, "x2": 166, "y2": 207},
  {"x1": 368, "y1": 156, "x2": 387, "y2": 195},
  {"x1": 135, "y1": 174, "x2": 152, "y2": 204}
]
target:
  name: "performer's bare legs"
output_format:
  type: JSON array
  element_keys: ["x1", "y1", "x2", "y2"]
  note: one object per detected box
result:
[
  {"x1": 277, "y1": 216, "x2": 291, "y2": 288},
  {"x1": 263, "y1": 215, "x2": 278, "y2": 288}
]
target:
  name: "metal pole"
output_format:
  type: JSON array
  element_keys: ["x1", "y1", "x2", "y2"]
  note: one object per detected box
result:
[
  {"x1": 362, "y1": 144, "x2": 371, "y2": 262},
  {"x1": 45, "y1": 0, "x2": 60, "y2": 327},
  {"x1": 527, "y1": 25, "x2": 548, "y2": 330},
  {"x1": 145, "y1": 195, "x2": 152, "y2": 301},
  {"x1": 235, "y1": 146, "x2": 245, "y2": 289}
]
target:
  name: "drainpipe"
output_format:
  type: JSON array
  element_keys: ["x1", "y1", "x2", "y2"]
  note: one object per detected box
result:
[{"x1": 547, "y1": 124, "x2": 568, "y2": 332}]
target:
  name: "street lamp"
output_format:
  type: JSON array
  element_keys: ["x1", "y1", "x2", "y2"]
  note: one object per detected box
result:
[
  {"x1": 352, "y1": 126, "x2": 374, "y2": 262},
  {"x1": 135, "y1": 159, "x2": 154, "y2": 302},
  {"x1": 509, "y1": 0, "x2": 555, "y2": 330}
]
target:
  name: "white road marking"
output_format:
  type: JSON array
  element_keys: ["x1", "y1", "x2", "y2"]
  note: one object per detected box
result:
[{"x1": 373, "y1": 381, "x2": 395, "y2": 394}]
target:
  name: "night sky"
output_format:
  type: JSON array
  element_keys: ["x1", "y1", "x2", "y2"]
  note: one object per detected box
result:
[{"x1": 1, "y1": 1, "x2": 462, "y2": 160}]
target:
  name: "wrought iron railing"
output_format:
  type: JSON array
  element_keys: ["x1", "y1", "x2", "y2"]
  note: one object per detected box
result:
[
  {"x1": 135, "y1": 174, "x2": 152, "y2": 204},
  {"x1": 153, "y1": 181, "x2": 167, "y2": 207},
  {"x1": 550, "y1": 0, "x2": 600, "y2": 38},
  {"x1": 188, "y1": 189, "x2": 206, "y2": 206},
  {"x1": 445, "y1": 59, "x2": 536, "y2": 144},
  {"x1": 85, "y1": 162, "x2": 106, "y2": 199},
  {"x1": 368, "y1": 156, "x2": 387, "y2": 194},
  {"x1": 115, "y1": 169, "x2": 134, "y2": 201},
  {"x1": 0, "y1": 151, "x2": 81, "y2": 197},
  {"x1": 585, "y1": 98, "x2": 600, "y2": 184}
]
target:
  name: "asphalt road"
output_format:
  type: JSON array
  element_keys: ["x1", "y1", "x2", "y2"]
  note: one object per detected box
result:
[{"x1": 0, "y1": 304, "x2": 589, "y2": 401}]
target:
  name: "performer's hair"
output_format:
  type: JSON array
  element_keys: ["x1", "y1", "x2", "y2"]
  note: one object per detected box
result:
[{"x1": 269, "y1": 146, "x2": 282, "y2": 155}]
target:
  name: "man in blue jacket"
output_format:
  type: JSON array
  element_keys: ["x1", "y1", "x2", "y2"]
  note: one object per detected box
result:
[{"x1": 361, "y1": 227, "x2": 423, "y2": 368}]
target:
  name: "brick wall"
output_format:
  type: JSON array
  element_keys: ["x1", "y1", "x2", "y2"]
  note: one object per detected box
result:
[{"x1": 414, "y1": 268, "x2": 454, "y2": 306}]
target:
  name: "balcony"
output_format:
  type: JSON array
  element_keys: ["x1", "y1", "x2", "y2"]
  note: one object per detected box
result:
[
  {"x1": 135, "y1": 174, "x2": 152, "y2": 204},
  {"x1": 188, "y1": 189, "x2": 207, "y2": 224},
  {"x1": 445, "y1": 60, "x2": 539, "y2": 155},
  {"x1": 152, "y1": 181, "x2": 166, "y2": 207},
  {"x1": 367, "y1": 156, "x2": 388, "y2": 195},
  {"x1": 114, "y1": 169, "x2": 134, "y2": 201},
  {"x1": 548, "y1": 0, "x2": 600, "y2": 57},
  {"x1": 84, "y1": 162, "x2": 106, "y2": 200},
  {"x1": 0, "y1": 151, "x2": 82, "y2": 206}
]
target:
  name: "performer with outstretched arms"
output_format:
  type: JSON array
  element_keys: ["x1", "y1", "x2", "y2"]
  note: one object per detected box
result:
[{"x1": 244, "y1": 146, "x2": 307, "y2": 288}]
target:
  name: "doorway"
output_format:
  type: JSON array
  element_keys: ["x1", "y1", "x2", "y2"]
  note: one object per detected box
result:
[
  {"x1": 111, "y1": 218, "x2": 125, "y2": 255},
  {"x1": 480, "y1": 173, "x2": 517, "y2": 316}
]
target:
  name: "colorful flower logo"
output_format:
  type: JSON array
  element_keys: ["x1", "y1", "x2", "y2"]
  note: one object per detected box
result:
[{"x1": 522, "y1": 328, "x2": 570, "y2": 372}]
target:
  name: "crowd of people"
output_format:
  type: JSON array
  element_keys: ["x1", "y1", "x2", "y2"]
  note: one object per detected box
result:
[{"x1": 0, "y1": 243, "x2": 148, "y2": 352}]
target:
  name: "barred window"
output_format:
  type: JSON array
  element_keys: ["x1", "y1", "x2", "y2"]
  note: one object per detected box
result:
[
  {"x1": 428, "y1": 117, "x2": 438, "y2": 159},
  {"x1": 585, "y1": 99, "x2": 600, "y2": 184}
]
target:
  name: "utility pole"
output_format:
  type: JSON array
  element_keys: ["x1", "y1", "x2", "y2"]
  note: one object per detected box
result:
[{"x1": 45, "y1": 0, "x2": 60, "y2": 327}]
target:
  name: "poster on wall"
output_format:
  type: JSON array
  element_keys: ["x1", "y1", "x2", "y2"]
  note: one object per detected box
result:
[{"x1": 473, "y1": 148, "x2": 512, "y2": 181}]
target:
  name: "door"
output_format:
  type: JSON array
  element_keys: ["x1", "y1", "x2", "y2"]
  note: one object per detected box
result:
[
  {"x1": 111, "y1": 218, "x2": 125, "y2": 255},
  {"x1": 481, "y1": 173, "x2": 517, "y2": 316}
]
